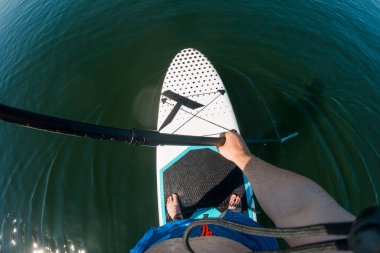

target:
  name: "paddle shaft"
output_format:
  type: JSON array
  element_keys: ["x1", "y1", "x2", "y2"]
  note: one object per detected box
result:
[
  {"x1": 0, "y1": 104, "x2": 297, "y2": 146},
  {"x1": 0, "y1": 104, "x2": 225, "y2": 147}
]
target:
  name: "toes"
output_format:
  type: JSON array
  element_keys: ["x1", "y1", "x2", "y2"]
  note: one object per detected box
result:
[
  {"x1": 167, "y1": 195, "x2": 173, "y2": 204},
  {"x1": 167, "y1": 193, "x2": 179, "y2": 205},
  {"x1": 229, "y1": 194, "x2": 236, "y2": 205},
  {"x1": 234, "y1": 196, "x2": 241, "y2": 206},
  {"x1": 228, "y1": 193, "x2": 241, "y2": 208},
  {"x1": 166, "y1": 193, "x2": 181, "y2": 220},
  {"x1": 229, "y1": 194, "x2": 237, "y2": 208}
]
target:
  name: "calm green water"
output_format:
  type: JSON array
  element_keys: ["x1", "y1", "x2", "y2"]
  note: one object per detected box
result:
[{"x1": 1, "y1": 0, "x2": 379, "y2": 251}]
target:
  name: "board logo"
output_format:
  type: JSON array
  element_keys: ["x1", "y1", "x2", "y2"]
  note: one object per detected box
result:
[{"x1": 159, "y1": 90, "x2": 204, "y2": 131}]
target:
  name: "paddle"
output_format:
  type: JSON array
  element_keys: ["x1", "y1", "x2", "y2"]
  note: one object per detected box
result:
[{"x1": 0, "y1": 103, "x2": 298, "y2": 146}]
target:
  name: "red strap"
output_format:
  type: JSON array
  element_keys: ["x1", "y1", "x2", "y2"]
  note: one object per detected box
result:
[{"x1": 200, "y1": 224, "x2": 213, "y2": 236}]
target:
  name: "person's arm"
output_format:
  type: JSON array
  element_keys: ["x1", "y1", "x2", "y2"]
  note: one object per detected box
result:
[{"x1": 217, "y1": 131, "x2": 355, "y2": 247}]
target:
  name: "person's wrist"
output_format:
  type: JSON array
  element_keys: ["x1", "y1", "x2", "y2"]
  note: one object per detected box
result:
[{"x1": 234, "y1": 153, "x2": 252, "y2": 170}]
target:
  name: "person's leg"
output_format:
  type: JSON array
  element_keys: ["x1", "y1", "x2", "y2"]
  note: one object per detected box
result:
[{"x1": 166, "y1": 193, "x2": 182, "y2": 221}]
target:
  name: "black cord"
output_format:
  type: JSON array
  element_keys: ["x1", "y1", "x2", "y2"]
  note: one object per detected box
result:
[
  {"x1": 255, "y1": 239, "x2": 349, "y2": 253},
  {"x1": 182, "y1": 218, "x2": 352, "y2": 253}
]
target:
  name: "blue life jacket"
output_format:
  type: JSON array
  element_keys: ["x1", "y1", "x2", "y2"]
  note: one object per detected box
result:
[{"x1": 131, "y1": 210, "x2": 279, "y2": 252}]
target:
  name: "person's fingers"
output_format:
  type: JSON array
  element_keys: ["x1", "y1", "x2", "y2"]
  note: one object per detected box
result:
[
  {"x1": 217, "y1": 132, "x2": 228, "y2": 148},
  {"x1": 172, "y1": 193, "x2": 178, "y2": 202},
  {"x1": 167, "y1": 195, "x2": 173, "y2": 203}
]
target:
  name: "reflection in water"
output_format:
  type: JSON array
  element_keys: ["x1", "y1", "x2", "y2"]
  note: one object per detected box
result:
[{"x1": 1, "y1": 214, "x2": 85, "y2": 253}]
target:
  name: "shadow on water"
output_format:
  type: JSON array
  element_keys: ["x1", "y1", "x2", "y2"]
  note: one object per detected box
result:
[
  {"x1": 219, "y1": 64, "x2": 326, "y2": 141},
  {"x1": 279, "y1": 78, "x2": 326, "y2": 134},
  {"x1": 215, "y1": 65, "x2": 380, "y2": 250},
  {"x1": 219, "y1": 63, "x2": 379, "y2": 217}
]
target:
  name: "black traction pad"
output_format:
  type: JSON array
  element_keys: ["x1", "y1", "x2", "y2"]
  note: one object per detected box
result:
[{"x1": 163, "y1": 148, "x2": 250, "y2": 222}]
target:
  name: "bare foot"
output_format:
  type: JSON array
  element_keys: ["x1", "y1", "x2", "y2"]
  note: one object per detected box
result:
[
  {"x1": 228, "y1": 193, "x2": 241, "y2": 212},
  {"x1": 166, "y1": 193, "x2": 181, "y2": 220}
]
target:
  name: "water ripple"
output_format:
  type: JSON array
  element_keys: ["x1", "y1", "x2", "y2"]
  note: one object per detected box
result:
[{"x1": 1, "y1": 1, "x2": 379, "y2": 251}]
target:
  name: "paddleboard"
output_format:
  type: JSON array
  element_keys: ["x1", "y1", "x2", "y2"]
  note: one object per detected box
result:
[{"x1": 156, "y1": 48, "x2": 256, "y2": 225}]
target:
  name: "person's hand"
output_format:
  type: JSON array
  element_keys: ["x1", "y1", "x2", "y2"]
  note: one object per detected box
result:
[{"x1": 217, "y1": 131, "x2": 252, "y2": 170}]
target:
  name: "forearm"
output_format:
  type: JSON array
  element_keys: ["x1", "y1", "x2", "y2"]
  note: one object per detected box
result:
[
  {"x1": 240, "y1": 155, "x2": 353, "y2": 225},
  {"x1": 218, "y1": 131, "x2": 355, "y2": 248},
  {"x1": 239, "y1": 154, "x2": 355, "y2": 246}
]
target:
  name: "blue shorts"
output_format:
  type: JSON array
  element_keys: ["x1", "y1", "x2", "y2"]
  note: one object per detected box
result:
[{"x1": 131, "y1": 211, "x2": 278, "y2": 252}]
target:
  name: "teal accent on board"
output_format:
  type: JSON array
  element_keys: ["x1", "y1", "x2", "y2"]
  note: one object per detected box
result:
[
  {"x1": 243, "y1": 174, "x2": 256, "y2": 220},
  {"x1": 190, "y1": 207, "x2": 221, "y2": 219},
  {"x1": 159, "y1": 145, "x2": 255, "y2": 223}
]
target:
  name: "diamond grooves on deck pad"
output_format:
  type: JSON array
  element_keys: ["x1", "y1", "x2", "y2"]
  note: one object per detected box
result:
[{"x1": 163, "y1": 149, "x2": 248, "y2": 222}]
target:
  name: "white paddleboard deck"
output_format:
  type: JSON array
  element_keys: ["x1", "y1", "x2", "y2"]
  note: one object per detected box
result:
[{"x1": 156, "y1": 48, "x2": 256, "y2": 225}]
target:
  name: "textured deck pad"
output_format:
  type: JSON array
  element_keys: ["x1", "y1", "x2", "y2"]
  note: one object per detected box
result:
[{"x1": 163, "y1": 148, "x2": 249, "y2": 222}]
